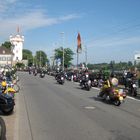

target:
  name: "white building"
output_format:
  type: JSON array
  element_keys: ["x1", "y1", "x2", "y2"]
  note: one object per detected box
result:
[
  {"x1": 10, "y1": 32, "x2": 24, "y2": 62},
  {"x1": 134, "y1": 53, "x2": 140, "y2": 64}
]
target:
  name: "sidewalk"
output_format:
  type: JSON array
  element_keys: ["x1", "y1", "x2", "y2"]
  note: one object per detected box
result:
[{"x1": 2, "y1": 93, "x2": 19, "y2": 140}]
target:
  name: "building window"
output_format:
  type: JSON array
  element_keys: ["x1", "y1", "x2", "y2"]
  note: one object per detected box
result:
[
  {"x1": 137, "y1": 57, "x2": 140, "y2": 59},
  {"x1": 2, "y1": 57, "x2": 6, "y2": 61},
  {"x1": 7, "y1": 57, "x2": 11, "y2": 61}
]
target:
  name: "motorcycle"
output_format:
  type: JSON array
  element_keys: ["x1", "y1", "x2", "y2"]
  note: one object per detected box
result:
[
  {"x1": 127, "y1": 78, "x2": 137, "y2": 97},
  {"x1": 80, "y1": 79, "x2": 91, "y2": 91},
  {"x1": 0, "y1": 116, "x2": 6, "y2": 139},
  {"x1": 29, "y1": 70, "x2": 31, "y2": 74},
  {"x1": 0, "y1": 93, "x2": 15, "y2": 115},
  {"x1": 98, "y1": 87, "x2": 126, "y2": 106},
  {"x1": 57, "y1": 75, "x2": 65, "y2": 85},
  {"x1": 40, "y1": 72, "x2": 45, "y2": 78},
  {"x1": 91, "y1": 79, "x2": 98, "y2": 87},
  {"x1": 33, "y1": 70, "x2": 38, "y2": 76}
]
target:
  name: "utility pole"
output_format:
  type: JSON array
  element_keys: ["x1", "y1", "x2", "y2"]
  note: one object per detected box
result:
[
  {"x1": 40, "y1": 51, "x2": 41, "y2": 68},
  {"x1": 60, "y1": 32, "x2": 64, "y2": 71}
]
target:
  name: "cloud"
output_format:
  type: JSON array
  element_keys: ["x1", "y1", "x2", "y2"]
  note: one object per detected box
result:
[
  {"x1": 0, "y1": 0, "x2": 17, "y2": 13},
  {"x1": 88, "y1": 36, "x2": 140, "y2": 48},
  {"x1": 0, "y1": 9, "x2": 79, "y2": 38}
]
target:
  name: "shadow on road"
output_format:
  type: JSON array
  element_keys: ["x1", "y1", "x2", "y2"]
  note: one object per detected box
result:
[{"x1": 89, "y1": 96, "x2": 116, "y2": 106}]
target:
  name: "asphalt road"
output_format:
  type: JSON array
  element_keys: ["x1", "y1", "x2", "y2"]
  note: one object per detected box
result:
[{"x1": 15, "y1": 72, "x2": 140, "y2": 140}]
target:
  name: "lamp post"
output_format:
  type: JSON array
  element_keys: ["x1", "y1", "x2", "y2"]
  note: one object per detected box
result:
[
  {"x1": 60, "y1": 32, "x2": 64, "y2": 71},
  {"x1": 85, "y1": 45, "x2": 87, "y2": 68}
]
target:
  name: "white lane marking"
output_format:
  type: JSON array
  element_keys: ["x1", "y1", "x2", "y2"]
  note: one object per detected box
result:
[
  {"x1": 92, "y1": 87, "x2": 100, "y2": 90},
  {"x1": 84, "y1": 106, "x2": 96, "y2": 110},
  {"x1": 126, "y1": 96, "x2": 140, "y2": 102}
]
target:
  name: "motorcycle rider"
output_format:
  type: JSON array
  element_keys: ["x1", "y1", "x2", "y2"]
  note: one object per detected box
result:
[
  {"x1": 98, "y1": 73, "x2": 118, "y2": 98},
  {"x1": 1, "y1": 78, "x2": 7, "y2": 93},
  {"x1": 124, "y1": 69, "x2": 137, "y2": 89},
  {"x1": 80, "y1": 69, "x2": 89, "y2": 86},
  {"x1": 28, "y1": 67, "x2": 32, "y2": 74},
  {"x1": 57, "y1": 71, "x2": 65, "y2": 80}
]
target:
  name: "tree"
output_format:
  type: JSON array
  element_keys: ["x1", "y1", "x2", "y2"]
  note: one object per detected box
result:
[
  {"x1": 110, "y1": 60, "x2": 115, "y2": 71},
  {"x1": 23, "y1": 49, "x2": 33, "y2": 66},
  {"x1": 128, "y1": 61, "x2": 133, "y2": 67},
  {"x1": 54, "y1": 47, "x2": 74, "y2": 68},
  {"x1": 16, "y1": 62, "x2": 25, "y2": 69},
  {"x1": 35, "y1": 50, "x2": 48, "y2": 67},
  {"x1": 1, "y1": 41, "x2": 12, "y2": 50}
]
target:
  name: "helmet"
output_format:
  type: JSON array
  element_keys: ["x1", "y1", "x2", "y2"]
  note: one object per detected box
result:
[
  {"x1": 111, "y1": 78, "x2": 118, "y2": 86},
  {"x1": 1, "y1": 81, "x2": 7, "y2": 87}
]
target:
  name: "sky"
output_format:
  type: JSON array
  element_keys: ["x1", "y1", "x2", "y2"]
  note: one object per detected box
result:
[{"x1": 0, "y1": 0, "x2": 140, "y2": 64}]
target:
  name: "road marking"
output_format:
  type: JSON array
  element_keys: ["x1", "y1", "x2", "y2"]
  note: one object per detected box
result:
[
  {"x1": 126, "y1": 96, "x2": 140, "y2": 102},
  {"x1": 92, "y1": 87, "x2": 100, "y2": 90},
  {"x1": 84, "y1": 106, "x2": 96, "y2": 110}
]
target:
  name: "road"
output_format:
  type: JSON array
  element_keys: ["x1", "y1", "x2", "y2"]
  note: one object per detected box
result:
[{"x1": 14, "y1": 72, "x2": 140, "y2": 140}]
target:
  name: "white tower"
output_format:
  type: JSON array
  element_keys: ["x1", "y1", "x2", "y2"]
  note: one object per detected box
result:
[{"x1": 10, "y1": 27, "x2": 24, "y2": 61}]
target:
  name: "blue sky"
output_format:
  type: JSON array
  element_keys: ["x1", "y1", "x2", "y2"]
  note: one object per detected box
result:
[{"x1": 0, "y1": 0, "x2": 140, "y2": 64}]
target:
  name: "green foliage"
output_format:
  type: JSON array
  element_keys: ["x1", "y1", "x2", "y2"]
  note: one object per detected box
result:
[
  {"x1": 1, "y1": 41, "x2": 12, "y2": 49},
  {"x1": 54, "y1": 47, "x2": 74, "y2": 68},
  {"x1": 35, "y1": 50, "x2": 48, "y2": 67},
  {"x1": 16, "y1": 62, "x2": 25, "y2": 68},
  {"x1": 23, "y1": 49, "x2": 33, "y2": 66},
  {"x1": 87, "y1": 61, "x2": 134, "y2": 71},
  {"x1": 23, "y1": 49, "x2": 32, "y2": 59}
]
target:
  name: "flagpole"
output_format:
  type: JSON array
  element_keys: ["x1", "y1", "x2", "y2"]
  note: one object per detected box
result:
[{"x1": 77, "y1": 51, "x2": 79, "y2": 69}]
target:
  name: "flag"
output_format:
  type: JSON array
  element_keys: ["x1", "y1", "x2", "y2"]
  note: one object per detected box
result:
[{"x1": 77, "y1": 32, "x2": 82, "y2": 53}]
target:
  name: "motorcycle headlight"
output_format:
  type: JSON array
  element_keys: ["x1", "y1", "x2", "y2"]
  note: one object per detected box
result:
[
  {"x1": 119, "y1": 96, "x2": 124, "y2": 101},
  {"x1": 88, "y1": 80, "x2": 91, "y2": 84},
  {"x1": 132, "y1": 84, "x2": 137, "y2": 88}
]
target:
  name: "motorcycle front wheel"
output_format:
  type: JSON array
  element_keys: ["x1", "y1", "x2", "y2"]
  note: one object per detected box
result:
[
  {"x1": 86, "y1": 86, "x2": 90, "y2": 91},
  {"x1": 132, "y1": 88, "x2": 137, "y2": 97},
  {"x1": 113, "y1": 100, "x2": 121, "y2": 106}
]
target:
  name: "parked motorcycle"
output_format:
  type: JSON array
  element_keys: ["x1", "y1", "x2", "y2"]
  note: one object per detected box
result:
[
  {"x1": 0, "y1": 117, "x2": 6, "y2": 140},
  {"x1": 98, "y1": 87, "x2": 126, "y2": 106},
  {"x1": 0, "y1": 93, "x2": 15, "y2": 115}
]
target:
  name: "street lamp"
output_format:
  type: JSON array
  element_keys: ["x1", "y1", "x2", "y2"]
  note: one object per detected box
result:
[
  {"x1": 60, "y1": 32, "x2": 64, "y2": 71},
  {"x1": 85, "y1": 45, "x2": 87, "y2": 68}
]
